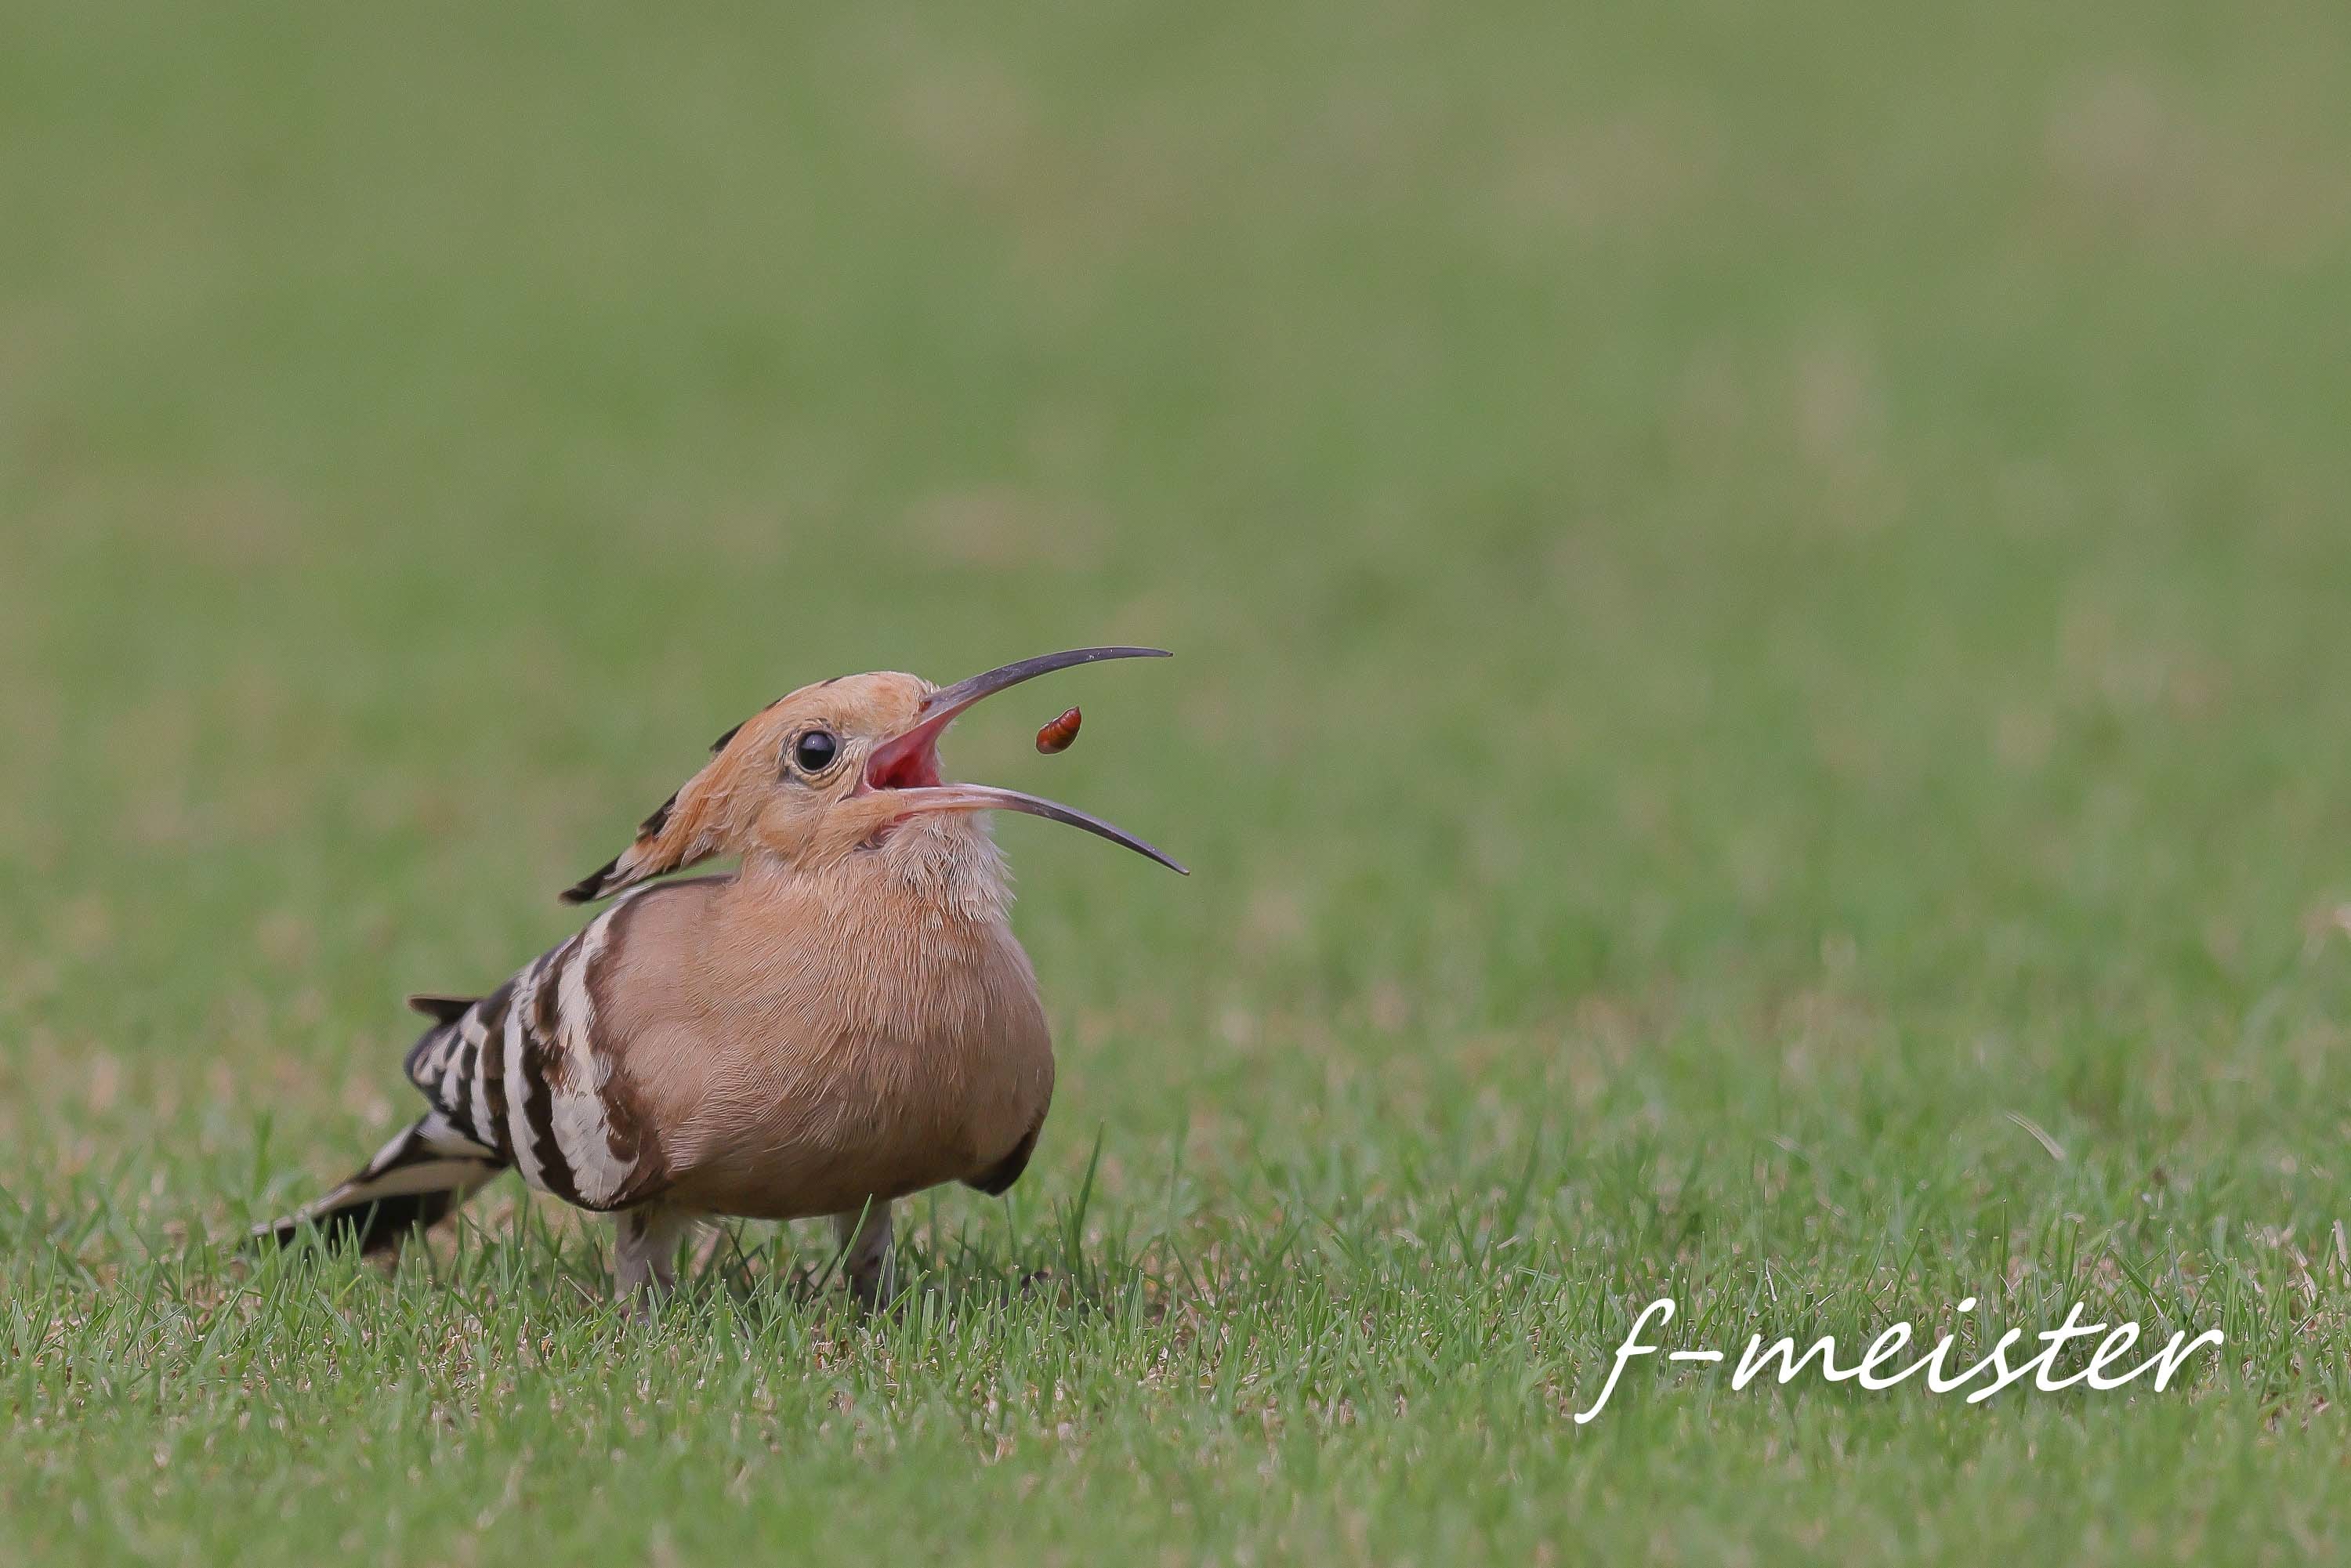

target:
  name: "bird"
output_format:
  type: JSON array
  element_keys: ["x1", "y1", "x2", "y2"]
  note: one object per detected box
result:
[{"x1": 252, "y1": 646, "x2": 1184, "y2": 1309}]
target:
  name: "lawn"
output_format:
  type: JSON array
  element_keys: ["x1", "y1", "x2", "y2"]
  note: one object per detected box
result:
[{"x1": 5, "y1": 1, "x2": 2351, "y2": 1561}]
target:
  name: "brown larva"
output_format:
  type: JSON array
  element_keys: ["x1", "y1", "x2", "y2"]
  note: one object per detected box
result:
[{"x1": 1035, "y1": 707, "x2": 1082, "y2": 754}]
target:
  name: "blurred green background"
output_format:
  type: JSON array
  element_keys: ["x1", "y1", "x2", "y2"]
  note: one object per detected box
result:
[{"x1": 5, "y1": 2, "x2": 2351, "y2": 1563}]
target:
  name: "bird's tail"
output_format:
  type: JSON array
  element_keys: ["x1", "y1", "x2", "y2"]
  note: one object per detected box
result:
[{"x1": 252, "y1": 1112, "x2": 505, "y2": 1255}]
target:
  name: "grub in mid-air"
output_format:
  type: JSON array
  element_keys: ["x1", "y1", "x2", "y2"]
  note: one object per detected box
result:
[{"x1": 1034, "y1": 707, "x2": 1082, "y2": 754}]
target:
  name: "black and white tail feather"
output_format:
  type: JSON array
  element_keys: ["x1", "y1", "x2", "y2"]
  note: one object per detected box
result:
[{"x1": 253, "y1": 1109, "x2": 505, "y2": 1254}]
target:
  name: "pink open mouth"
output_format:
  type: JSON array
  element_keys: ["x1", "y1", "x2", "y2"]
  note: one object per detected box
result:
[
  {"x1": 854, "y1": 728, "x2": 946, "y2": 846},
  {"x1": 864, "y1": 733, "x2": 944, "y2": 792},
  {"x1": 848, "y1": 647, "x2": 1186, "y2": 875}
]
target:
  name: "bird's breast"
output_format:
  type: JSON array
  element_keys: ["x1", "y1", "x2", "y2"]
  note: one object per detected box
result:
[{"x1": 652, "y1": 871, "x2": 1055, "y2": 1219}]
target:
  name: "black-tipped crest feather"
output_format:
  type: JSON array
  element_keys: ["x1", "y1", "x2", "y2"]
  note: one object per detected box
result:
[{"x1": 560, "y1": 858, "x2": 621, "y2": 905}]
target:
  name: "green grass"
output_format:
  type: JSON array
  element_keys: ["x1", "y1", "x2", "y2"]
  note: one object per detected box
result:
[{"x1": 7, "y1": 0, "x2": 2351, "y2": 1560}]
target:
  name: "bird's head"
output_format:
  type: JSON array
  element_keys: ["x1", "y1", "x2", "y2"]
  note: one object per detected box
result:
[{"x1": 561, "y1": 647, "x2": 1185, "y2": 903}]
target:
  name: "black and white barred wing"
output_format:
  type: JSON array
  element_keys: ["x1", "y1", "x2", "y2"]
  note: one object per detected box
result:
[
  {"x1": 400, "y1": 900, "x2": 661, "y2": 1215},
  {"x1": 253, "y1": 898, "x2": 665, "y2": 1253}
]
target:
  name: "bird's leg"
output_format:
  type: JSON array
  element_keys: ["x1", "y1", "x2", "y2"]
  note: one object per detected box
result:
[
  {"x1": 613, "y1": 1206, "x2": 694, "y2": 1316},
  {"x1": 829, "y1": 1201, "x2": 897, "y2": 1309}
]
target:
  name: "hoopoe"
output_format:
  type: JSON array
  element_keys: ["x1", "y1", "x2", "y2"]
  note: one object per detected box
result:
[{"x1": 254, "y1": 647, "x2": 1183, "y2": 1307}]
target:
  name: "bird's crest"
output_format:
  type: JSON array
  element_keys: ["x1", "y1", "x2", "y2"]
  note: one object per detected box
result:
[{"x1": 560, "y1": 748, "x2": 737, "y2": 904}]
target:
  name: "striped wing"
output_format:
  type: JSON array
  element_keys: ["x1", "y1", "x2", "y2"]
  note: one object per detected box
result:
[{"x1": 402, "y1": 897, "x2": 661, "y2": 1212}]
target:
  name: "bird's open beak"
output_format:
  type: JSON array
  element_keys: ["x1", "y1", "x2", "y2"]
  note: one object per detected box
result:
[{"x1": 859, "y1": 646, "x2": 1188, "y2": 875}]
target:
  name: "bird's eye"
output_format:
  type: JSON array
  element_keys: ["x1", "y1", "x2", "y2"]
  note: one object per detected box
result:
[{"x1": 791, "y1": 730, "x2": 839, "y2": 776}]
